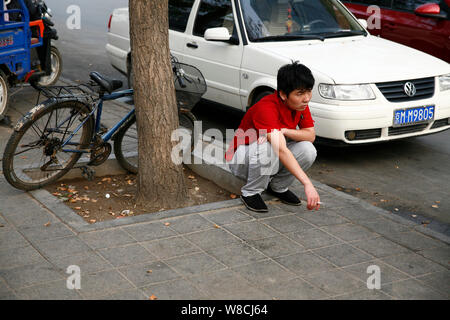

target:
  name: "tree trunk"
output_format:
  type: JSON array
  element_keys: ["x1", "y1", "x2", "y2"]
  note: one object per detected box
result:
[{"x1": 129, "y1": 0, "x2": 188, "y2": 209}]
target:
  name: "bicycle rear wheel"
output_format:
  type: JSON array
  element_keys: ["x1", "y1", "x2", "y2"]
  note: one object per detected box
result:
[
  {"x1": 2, "y1": 99, "x2": 94, "y2": 191},
  {"x1": 113, "y1": 111, "x2": 196, "y2": 174}
]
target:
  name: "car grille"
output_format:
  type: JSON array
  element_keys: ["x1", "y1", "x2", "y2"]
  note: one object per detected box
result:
[
  {"x1": 376, "y1": 77, "x2": 435, "y2": 103},
  {"x1": 430, "y1": 118, "x2": 450, "y2": 129},
  {"x1": 388, "y1": 123, "x2": 428, "y2": 136}
]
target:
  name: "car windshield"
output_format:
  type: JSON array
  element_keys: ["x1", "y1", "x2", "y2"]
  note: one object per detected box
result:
[{"x1": 240, "y1": 0, "x2": 366, "y2": 42}]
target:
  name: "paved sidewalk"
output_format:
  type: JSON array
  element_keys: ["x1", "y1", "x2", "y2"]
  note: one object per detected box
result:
[{"x1": 0, "y1": 84, "x2": 449, "y2": 300}]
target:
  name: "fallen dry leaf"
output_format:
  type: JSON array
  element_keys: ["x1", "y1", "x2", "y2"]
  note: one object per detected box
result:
[
  {"x1": 164, "y1": 222, "x2": 170, "y2": 226},
  {"x1": 91, "y1": 199, "x2": 98, "y2": 203},
  {"x1": 188, "y1": 175, "x2": 195, "y2": 179},
  {"x1": 230, "y1": 194, "x2": 237, "y2": 199},
  {"x1": 52, "y1": 192, "x2": 61, "y2": 197},
  {"x1": 102, "y1": 177, "x2": 112, "y2": 182},
  {"x1": 214, "y1": 224, "x2": 220, "y2": 229},
  {"x1": 146, "y1": 270, "x2": 153, "y2": 274},
  {"x1": 89, "y1": 219, "x2": 96, "y2": 223},
  {"x1": 355, "y1": 188, "x2": 361, "y2": 192},
  {"x1": 84, "y1": 186, "x2": 89, "y2": 190},
  {"x1": 149, "y1": 294, "x2": 157, "y2": 300},
  {"x1": 44, "y1": 222, "x2": 51, "y2": 227},
  {"x1": 74, "y1": 207, "x2": 82, "y2": 210},
  {"x1": 69, "y1": 199, "x2": 77, "y2": 203},
  {"x1": 431, "y1": 204, "x2": 439, "y2": 208}
]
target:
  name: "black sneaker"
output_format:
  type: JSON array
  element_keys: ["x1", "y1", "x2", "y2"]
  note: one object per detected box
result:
[
  {"x1": 266, "y1": 185, "x2": 301, "y2": 206},
  {"x1": 240, "y1": 194, "x2": 268, "y2": 212}
]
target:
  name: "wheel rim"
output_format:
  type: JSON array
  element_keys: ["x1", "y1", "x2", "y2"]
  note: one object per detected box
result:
[
  {"x1": 7, "y1": 103, "x2": 90, "y2": 186},
  {"x1": 38, "y1": 50, "x2": 61, "y2": 86},
  {"x1": 0, "y1": 76, "x2": 7, "y2": 115},
  {"x1": 118, "y1": 120, "x2": 138, "y2": 171}
]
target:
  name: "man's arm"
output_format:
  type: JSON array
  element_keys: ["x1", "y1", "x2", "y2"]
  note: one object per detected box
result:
[
  {"x1": 281, "y1": 127, "x2": 315, "y2": 143},
  {"x1": 267, "y1": 130, "x2": 320, "y2": 210}
]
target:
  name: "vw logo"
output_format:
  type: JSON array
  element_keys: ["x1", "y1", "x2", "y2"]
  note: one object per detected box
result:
[{"x1": 404, "y1": 82, "x2": 416, "y2": 97}]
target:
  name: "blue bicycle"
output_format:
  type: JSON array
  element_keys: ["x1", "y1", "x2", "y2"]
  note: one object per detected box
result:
[{"x1": 2, "y1": 56, "x2": 206, "y2": 190}]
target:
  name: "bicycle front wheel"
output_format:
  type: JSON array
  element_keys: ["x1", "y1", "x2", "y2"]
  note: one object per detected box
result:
[{"x1": 2, "y1": 99, "x2": 94, "y2": 191}]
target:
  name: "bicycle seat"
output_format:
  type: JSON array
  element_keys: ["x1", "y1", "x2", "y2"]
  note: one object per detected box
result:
[{"x1": 89, "y1": 72, "x2": 123, "y2": 93}]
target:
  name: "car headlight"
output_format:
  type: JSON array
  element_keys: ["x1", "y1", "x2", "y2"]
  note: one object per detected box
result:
[
  {"x1": 318, "y1": 84, "x2": 376, "y2": 100},
  {"x1": 439, "y1": 73, "x2": 450, "y2": 92}
]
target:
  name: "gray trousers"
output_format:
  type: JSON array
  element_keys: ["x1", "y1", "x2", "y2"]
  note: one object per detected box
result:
[{"x1": 228, "y1": 140, "x2": 317, "y2": 197}]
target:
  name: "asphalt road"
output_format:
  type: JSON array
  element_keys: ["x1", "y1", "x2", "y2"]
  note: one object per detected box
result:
[{"x1": 41, "y1": 1, "x2": 450, "y2": 233}]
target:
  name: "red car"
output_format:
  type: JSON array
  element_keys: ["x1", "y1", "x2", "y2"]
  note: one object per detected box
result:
[{"x1": 343, "y1": 0, "x2": 450, "y2": 62}]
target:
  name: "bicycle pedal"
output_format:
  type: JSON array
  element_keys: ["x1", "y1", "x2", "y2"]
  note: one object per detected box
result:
[{"x1": 80, "y1": 166, "x2": 95, "y2": 181}]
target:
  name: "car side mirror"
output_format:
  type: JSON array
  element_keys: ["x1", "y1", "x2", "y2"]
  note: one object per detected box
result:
[
  {"x1": 358, "y1": 19, "x2": 368, "y2": 29},
  {"x1": 414, "y1": 3, "x2": 447, "y2": 19},
  {"x1": 204, "y1": 27, "x2": 239, "y2": 45}
]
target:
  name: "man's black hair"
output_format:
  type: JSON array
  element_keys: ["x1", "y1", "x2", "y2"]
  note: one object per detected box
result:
[{"x1": 277, "y1": 61, "x2": 315, "y2": 97}]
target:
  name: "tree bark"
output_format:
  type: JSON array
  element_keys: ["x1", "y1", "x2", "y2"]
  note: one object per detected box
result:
[{"x1": 129, "y1": 0, "x2": 188, "y2": 209}]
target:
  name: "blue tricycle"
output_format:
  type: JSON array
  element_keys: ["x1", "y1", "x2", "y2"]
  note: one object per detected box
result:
[{"x1": 0, "y1": 0, "x2": 61, "y2": 121}]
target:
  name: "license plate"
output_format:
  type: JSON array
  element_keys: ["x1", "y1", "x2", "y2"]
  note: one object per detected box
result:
[
  {"x1": 393, "y1": 105, "x2": 435, "y2": 127},
  {"x1": 0, "y1": 36, "x2": 13, "y2": 47}
]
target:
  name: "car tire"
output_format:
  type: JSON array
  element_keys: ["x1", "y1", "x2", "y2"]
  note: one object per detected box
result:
[{"x1": 253, "y1": 90, "x2": 273, "y2": 106}]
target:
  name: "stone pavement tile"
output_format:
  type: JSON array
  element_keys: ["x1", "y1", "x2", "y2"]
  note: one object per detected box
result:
[
  {"x1": 259, "y1": 214, "x2": 316, "y2": 234},
  {"x1": 183, "y1": 228, "x2": 241, "y2": 250},
  {"x1": 330, "y1": 205, "x2": 384, "y2": 223},
  {"x1": 416, "y1": 246, "x2": 450, "y2": 267},
  {"x1": 1, "y1": 204, "x2": 59, "y2": 228},
  {"x1": 118, "y1": 261, "x2": 181, "y2": 288},
  {"x1": 97, "y1": 243, "x2": 157, "y2": 267},
  {"x1": 50, "y1": 251, "x2": 114, "y2": 275},
  {"x1": 224, "y1": 221, "x2": 280, "y2": 241},
  {"x1": 351, "y1": 236, "x2": 411, "y2": 258},
  {"x1": 321, "y1": 223, "x2": 380, "y2": 242},
  {"x1": 78, "y1": 228, "x2": 137, "y2": 250},
  {"x1": 200, "y1": 208, "x2": 253, "y2": 226},
  {"x1": 383, "y1": 231, "x2": 447, "y2": 252},
  {"x1": 381, "y1": 278, "x2": 448, "y2": 300},
  {"x1": 0, "y1": 245, "x2": 46, "y2": 270},
  {"x1": 122, "y1": 221, "x2": 178, "y2": 242},
  {"x1": 240, "y1": 203, "x2": 293, "y2": 220},
  {"x1": 16, "y1": 279, "x2": 83, "y2": 300},
  {"x1": 274, "y1": 252, "x2": 337, "y2": 276},
  {"x1": 164, "y1": 252, "x2": 227, "y2": 277},
  {"x1": 166, "y1": 214, "x2": 215, "y2": 234},
  {"x1": 141, "y1": 279, "x2": 207, "y2": 300},
  {"x1": 312, "y1": 244, "x2": 374, "y2": 267},
  {"x1": 100, "y1": 288, "x2": 148, "y2": 300},
  {"x1": 296, "y1": 209, "x2": 349, "y2": 227},
  {"x1": 381, "y1": 252, "x2": 447, "y2": 277},
  {"x1": 0, "y1": 261, "x2": 64, "y2": 290},
  {"x1": 187, "y1": 269, "x2": 272, "y2": 300},
  {"x1": 231, "y1": 259, "x2": 297, "y2": 287},
  {"x1": 32, "y1": 236, "x2": 91, "y2": 260},
  {"x1": 286, "y1": 228, "x2": 343, "y2": 250},
  {"x1": 332, "y1": 289, "x2": 394, "y2": 300},
  {"x1": 261, "y1": 278, "x2": 329, "y2": 300},
  {"x1": 272, "y1": 202, "x2": 307, "y2": 214},
  {"x1": 0, "y1": 228, "x2": 29, "y2": 250},
  {"x1": 302, "y1": 269, "x2": 366, "y2": 296},
  {"x1": 342, "y1": 260, "x2": 410, "y2": 285},
  {"x1": 142, "y1": 236, "x2": 201, "y2": 260},
  {"x1": 245, "y1": 235, "x2": 305, "y2": 259},
  {"x1": 77, "y1": 269, "x2": 134, "y2": 299},
  {"x1": 205, "y1": 242, "x2": 267, "y2": 268},
  {"x1": 362, "y1": 220, "x2": 412, "y2": 238},
  {"x1": 416, "y1": 271, "x2": 450, "y2": 298},
  {"x1": 17, "y1": 222, "x2": 75, "y2": 243},
  {"x1": 0, "y1": 278, "x2": 17, "y2": 300}
]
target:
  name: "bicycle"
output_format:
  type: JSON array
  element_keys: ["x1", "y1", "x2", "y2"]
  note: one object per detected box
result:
[{"x1": 2, "y1": 55, "x2": 206, "y2": 191}]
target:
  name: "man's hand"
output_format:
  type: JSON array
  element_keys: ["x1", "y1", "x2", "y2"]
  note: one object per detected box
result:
[{"x1": 304, "y1": 183, "x2": 320, "y2": 211}]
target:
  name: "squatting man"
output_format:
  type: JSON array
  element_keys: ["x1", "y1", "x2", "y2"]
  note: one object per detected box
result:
[{"x1": 225, "y1": 62, "x2": 321, "y2": 212}]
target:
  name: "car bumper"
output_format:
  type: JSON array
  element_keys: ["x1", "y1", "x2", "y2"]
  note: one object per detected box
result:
[{"x1": 310, "y1": 91, "x2": 450, "y2": 144}]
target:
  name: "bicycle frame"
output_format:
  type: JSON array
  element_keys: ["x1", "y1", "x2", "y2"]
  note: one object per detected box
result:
[{"x1": 58, "y1": 88, "x2": 134, "y2": 154}]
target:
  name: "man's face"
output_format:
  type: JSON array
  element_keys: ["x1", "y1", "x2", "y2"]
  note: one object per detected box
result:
[{"x1": 281, "y1": 89, "x2": 312, "y2": 111}]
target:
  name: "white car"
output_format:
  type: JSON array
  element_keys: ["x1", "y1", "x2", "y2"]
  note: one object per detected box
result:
[{"x1": 106, "y1": 0, "x2": 450, "y2": 144}]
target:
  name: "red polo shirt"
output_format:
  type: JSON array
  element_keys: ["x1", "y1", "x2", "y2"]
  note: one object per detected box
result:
[{"x1": 225, "y1": 91, "x2": 315, "y2": 161}]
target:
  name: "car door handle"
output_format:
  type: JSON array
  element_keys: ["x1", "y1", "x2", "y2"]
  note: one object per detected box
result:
[{"x1": 186, "y1": 42, "x2": 198, "y2": 49}]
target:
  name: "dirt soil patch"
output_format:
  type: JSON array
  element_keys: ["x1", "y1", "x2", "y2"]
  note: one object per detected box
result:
[{"x1": 44, "y1": 166, "x2": 236, "y2": 224}]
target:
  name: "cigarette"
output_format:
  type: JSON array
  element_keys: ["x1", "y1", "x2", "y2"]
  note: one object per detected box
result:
[{"x1": 318, "y1": 202, "x2": 324, "y2": 205}]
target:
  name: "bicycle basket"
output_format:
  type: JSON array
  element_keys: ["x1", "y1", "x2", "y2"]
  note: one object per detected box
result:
[{"x1": 173, "y1": 63, "x2": 207, "y2": 111}]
